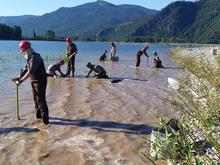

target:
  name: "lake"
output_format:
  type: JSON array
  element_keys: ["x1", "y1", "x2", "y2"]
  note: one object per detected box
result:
[{"x1": 0, "y1": 40, "x2": 184, "y2": 165}]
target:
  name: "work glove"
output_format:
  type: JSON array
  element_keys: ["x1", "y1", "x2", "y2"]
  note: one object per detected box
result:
[
  {"x1": 11, "y1": 77, "x2": 19, "y2": 82},
  {"x1": 15, "y1": 79, "x2": 23, "y2": 86},
  {"x1": 11, "y1": 78, "x2": 23, "y2": 86}
]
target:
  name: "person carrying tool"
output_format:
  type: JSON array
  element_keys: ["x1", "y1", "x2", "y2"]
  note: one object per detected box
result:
[
  {"x1": 135, "y1": 44, "x2": 149, "y2": 67},
  {"x1": 65, "y1": 36, "x2": 77, "y2": 77},
  {"x1": 12, "y1": 41, "x2": 49, "y2": 124}
]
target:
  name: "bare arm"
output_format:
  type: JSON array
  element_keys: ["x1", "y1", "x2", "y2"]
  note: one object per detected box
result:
[
  {"x1": 20, "y1": 69, "x2": 30, "y2": 82},
  {"x1": 86, "y1": 69, "x2": 92, "y2": 78},
  {"x1": 58, "y1": 68, "x2": 64, "y2": 76},
  {"x1": 68, "y1": 51, "x2": 77, "y2": 59},
  {"x1": 14, "y1": 69, "x2": 30, "y2": 85},
  {"x1": 144, "y1": 51, "x2": 149, "y2": 57}
]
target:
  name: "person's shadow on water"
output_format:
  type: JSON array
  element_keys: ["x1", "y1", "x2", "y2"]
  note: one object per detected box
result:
[
  {"x1": 73, "y1": 75, "x2": 148, "y2": 82},
  {"x1": 0, "y1": 127, "x2": 39, "y2": 135},
  {"x1": 162, "y1": 66, "x2": 184, "y2": 70},
  {"x1": 50, "y1": 117, "x2": 154, "y2": 135}
]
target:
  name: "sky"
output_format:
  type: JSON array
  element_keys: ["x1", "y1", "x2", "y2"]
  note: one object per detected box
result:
[{"x1": 0, "y1": 0, "x2": 195, "y2": 16}]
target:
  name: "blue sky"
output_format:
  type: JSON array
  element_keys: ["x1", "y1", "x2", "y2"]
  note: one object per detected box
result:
[{"x1": 0, "y1": 0, "x2": 195, "y2": 16}]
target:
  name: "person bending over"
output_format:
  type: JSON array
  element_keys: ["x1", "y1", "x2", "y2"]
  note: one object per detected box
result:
[
  {"x1": 47, "y1": 59, "x2": 65, "y2": 77},
  {"x1": 86, "y1": 62, "x2": 108, "y2": 79}
]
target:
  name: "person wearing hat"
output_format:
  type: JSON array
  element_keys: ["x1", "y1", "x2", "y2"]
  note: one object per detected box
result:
[
  {"x1": 65, "y1": 36, "x2": 78, "y2": 77},
  {"x1": 136, "y1": 44, "x2": 149, "y2": 67},
  {"x1": 47, "y1": 59, "x2": 65, "y2": 77},
  {"x1": 12, "y1": 41, "x2": 49, "y2": 124},
  {"x1": 86, "y1": 62, "x2": 108, "y2": 79},
  {"x1": 153, "y1": 51, "x2": 164, "y2": 68}
]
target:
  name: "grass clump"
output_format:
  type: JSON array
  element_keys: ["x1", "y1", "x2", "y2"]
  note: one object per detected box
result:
[{"x1": 144, "y1": 48, "x2": 220, "y2": 165}]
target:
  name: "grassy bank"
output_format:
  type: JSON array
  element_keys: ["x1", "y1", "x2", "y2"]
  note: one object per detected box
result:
[{"x1": 143, "y1": 47, "x2": 220, "y2": 164}]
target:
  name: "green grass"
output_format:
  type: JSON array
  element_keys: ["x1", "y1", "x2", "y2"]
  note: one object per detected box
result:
[{"x1": 143, "y1": 48, "x2": 220, "y2": 164}]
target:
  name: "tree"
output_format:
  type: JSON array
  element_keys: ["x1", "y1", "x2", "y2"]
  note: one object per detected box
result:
[
  {"x1": 0, "y1": 24, "x2": 22, "y2": 40},
  {"x1": 44, "y1": 30, "x2": 56, "y2": 40},
  {"x1": 33, "y1": 30, "x2": 37, "y2": 38}
]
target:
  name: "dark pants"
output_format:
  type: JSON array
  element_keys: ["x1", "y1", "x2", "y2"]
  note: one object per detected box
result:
[
  {"x1": 31, "y1": 81, "x2": 49, "y2": 124},
  {"x1": 155, "y1": 61, "x2": 164, "y2": 68},
  {"x1": 66, "y1": 56, "x2": 75, "y2": 77},
  {"x1": 136, "y1": 55, "x2": 141, "y2": 67},
  {"x1": 96, "y1": 74, "x2": 109, "y2": 79}
]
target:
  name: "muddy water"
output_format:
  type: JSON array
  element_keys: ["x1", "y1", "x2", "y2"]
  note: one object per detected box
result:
[{"x1": 0, "y1": 41, "x2": 183, "y2": 165}]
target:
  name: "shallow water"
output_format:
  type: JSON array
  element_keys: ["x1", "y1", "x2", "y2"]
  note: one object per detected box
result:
[{"x1": 0, "y1": 41, "x2": 183, "y2": 164}]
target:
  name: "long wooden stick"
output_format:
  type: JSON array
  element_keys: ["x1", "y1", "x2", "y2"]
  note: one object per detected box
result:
[
  {"x1": 147, "y1": 56, "x2": 149, "y2": 67},
  {"x1": 16, "y1": 84, "x2": 20, "y2": 120}
]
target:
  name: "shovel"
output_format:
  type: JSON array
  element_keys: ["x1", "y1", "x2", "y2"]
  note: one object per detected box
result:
[
  {"x1": 12, "y1": 78, "x2": 21, "y2": 120},
  {"x1": 147, "y1": 56, "x2": 149, "y2": 67},
  {"x1": 16, "y1": 84, "x2": 20, "y2": 120}
]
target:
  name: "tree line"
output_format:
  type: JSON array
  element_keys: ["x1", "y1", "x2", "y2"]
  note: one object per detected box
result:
[{"x1": 0, "y1": 24, "x2": 22, "y2": 40}]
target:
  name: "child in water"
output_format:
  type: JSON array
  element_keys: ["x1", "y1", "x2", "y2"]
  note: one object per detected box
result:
[
  {"x1": 153, "y1": 51, "x2": 164, "y2": 68},
  {"x1": 100, "y1": 50, "x2": 108, "y2": 61}
]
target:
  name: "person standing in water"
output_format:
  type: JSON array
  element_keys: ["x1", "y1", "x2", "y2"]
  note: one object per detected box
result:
[
  {"x1": 12, "y1": 41, "x2": 49, "y2": 124},
  {"x1": 65, "y1": 36, "x2": 78, "y2": 77},
  {"x1": 110, "y1": 42, "x2": 117, "y2": 60},
  {"x1": 136, "y1": 44, "x2": 149, "y2": 67}
]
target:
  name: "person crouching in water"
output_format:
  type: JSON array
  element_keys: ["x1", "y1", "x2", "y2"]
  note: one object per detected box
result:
[
  {"x1": 47, "y1": 59, "x2": 65, "y2": 77},
  {"x1": 86, "y1": 62, "x2": 108, "y2": 79},
  {"x1": 13, "y1": 41, "x2": 49, "y2": 124},
  {"x1": 136, "y1": 44, "x2": 149, "y2": 67},
  {"x1": 100, "y1": 50, "x2": 108, "y2": 61},
  {"x1": 65, "y1": 36, "x2": 77, "y2": 77},
  {"x1": 153, "y1": 51, "x2": 164, "y2": 68}
]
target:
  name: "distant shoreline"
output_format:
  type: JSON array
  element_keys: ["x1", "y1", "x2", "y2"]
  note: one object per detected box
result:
[{"x1": 1, "y1": 38, "x2": 220, "y2": 47}]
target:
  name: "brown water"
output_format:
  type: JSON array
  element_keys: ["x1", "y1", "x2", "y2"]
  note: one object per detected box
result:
[
  {"x1": 0, "y1": 42, "x2": 183, "y2": 165},
  {"x1": 0, "y1": 72, "x2": 181, "y2": 164}
]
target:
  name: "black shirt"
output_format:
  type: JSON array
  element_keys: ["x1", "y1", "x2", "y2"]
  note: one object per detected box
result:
[{"x1": 27, "y1": 52, "x2": 47, "y2": 82}]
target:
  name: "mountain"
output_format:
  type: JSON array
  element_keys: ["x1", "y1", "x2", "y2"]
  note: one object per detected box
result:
[
  {"x1": 96, "y1": 15, "x2": 150, "y2": 41},
  {"x1": 134, "y1": 2, "x2": 197, "y2": 37},
  {"x1": 97, "y1": 1, "x2": 198, "y2": 42},
  {"x1": 182, "y1": 0, "x2": 220, "y2": 43},
  {"x1": 0, "y1": 15, "x2": 36, "y2": 26},
  {"x1": 0, "y1": 0, "x2": 157, "y2": 37},
  {"x1": 128, "y1": 0, "x2": 220, "y2": 43},
  {"x1": 99, "y1": 0, "x2": 220, "y2": 44}
]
